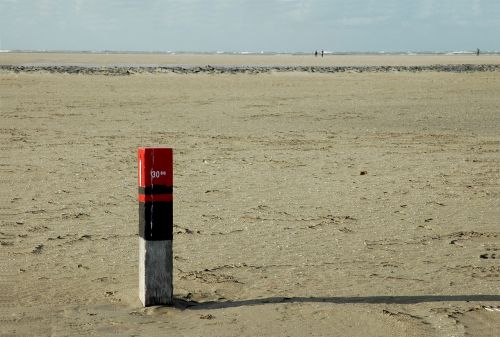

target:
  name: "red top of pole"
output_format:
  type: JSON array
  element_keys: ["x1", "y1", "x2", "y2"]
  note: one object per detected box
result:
[{"x1": 138, "y1": 148, "x2": 173, "y2": 202}]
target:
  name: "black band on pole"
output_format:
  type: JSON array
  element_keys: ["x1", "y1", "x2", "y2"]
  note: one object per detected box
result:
[
  {"x1": 138, "y1": 186, "x2": 173, "y2": 195},
  {"x1": 139, "y1": 201, "x2": 173, "y2": 240}
]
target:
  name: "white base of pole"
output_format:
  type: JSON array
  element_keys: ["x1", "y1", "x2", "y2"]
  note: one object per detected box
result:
[{"x1": 139, "y1": 239, "x2": 173, "y2": 306}]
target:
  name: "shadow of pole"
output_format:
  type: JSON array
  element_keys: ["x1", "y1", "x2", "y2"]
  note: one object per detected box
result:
[{"x1": 174, "y1": 295, "x2": 500, "y2": 310}]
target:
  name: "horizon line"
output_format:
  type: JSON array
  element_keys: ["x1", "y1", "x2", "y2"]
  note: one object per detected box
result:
[{"x1": 1, "y1": 49, "x2": 498, "y2": 56}]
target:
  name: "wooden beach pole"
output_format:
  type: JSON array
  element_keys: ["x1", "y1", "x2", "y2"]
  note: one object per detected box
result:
[{"x1": 138, "y1": 147, "x2": 173, "y2": 306}]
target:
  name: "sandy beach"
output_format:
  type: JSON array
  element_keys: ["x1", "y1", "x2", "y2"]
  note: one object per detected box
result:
[{"x1": 1, "y1": 54, "x2": 499, "y2": 336}]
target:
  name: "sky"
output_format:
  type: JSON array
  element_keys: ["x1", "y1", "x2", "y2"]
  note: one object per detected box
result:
[{"x1": 0, "y1": 0, "x2": 499, "y2": 52}]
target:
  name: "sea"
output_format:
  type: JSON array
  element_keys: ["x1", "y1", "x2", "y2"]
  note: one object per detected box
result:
[{"x1": 1, "y1": 49, "x2": 499, "y2": 56}]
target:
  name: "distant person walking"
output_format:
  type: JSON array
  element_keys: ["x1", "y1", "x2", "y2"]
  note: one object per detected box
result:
[
  {"x1": 321, "y1": 50, "x2": 324, "y2": 57},
  {"x1": 476, "y1": 48, "x2": 480, "y2": 56},
  {"x1": 315, "y1": 50, "x2": 318, "y2": 57}
]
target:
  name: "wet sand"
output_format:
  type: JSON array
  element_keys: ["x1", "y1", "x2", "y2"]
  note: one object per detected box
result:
[
  {"x1": 1, "y1": 54, "x2": 500, "y2": 336},
  {"x1": 2, "y1": 52, "x2": 500, "y2": 66}
]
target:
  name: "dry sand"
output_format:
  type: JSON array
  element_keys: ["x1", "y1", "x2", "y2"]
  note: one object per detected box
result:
[{"x1": 1, "y1": 54, "x2": 500, "y2": 336}]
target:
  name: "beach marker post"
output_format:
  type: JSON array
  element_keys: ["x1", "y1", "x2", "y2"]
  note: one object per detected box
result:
[{"x1": 138, "y1": 147, "x2": 173, "y2": 306}]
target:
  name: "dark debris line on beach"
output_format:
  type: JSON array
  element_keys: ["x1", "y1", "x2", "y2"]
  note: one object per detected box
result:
[{"x1": 1, "y1": 64, "x2": 500, "y2": 75}]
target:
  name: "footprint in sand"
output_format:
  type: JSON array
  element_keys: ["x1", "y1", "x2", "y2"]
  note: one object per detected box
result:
[{"x1": 32, "y1": 244, "x2": 44, "y2": 254}]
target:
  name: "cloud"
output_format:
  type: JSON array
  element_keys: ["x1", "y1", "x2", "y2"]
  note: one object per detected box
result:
[
  {"x1": 415, "y1": 0, "x2": 435, "y2": 19},
  {"x1": 337, "y1": 15, "x2": 390, "y2": 27},
  {"x1": 286, "y1": 1, "x2": 314, "y2": 22}
]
